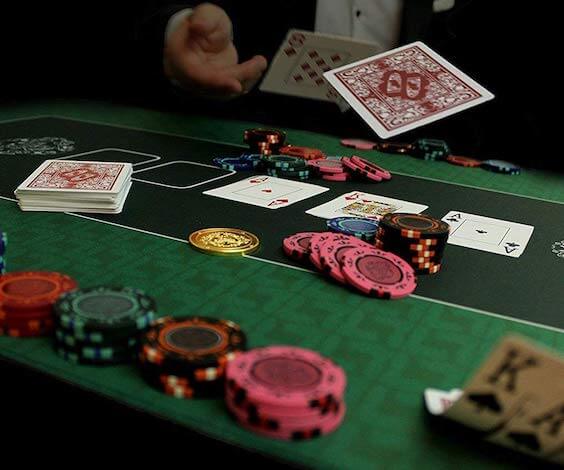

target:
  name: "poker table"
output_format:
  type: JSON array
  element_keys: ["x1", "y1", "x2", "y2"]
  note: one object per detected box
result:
[{"x1": 1, "y1": 100, "x2": 563, "y2": 468}]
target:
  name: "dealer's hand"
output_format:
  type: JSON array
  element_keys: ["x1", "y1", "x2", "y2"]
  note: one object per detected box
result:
[{"x1": 163, "y1": 3, "x2": 267, "y2": 98}]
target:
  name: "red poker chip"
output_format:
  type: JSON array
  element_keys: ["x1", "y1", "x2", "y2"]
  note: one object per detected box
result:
[
  {"x1": 322, "y1": 172, "x2": 350, "y2": 182},
  {"x1": 341, "y1": 157, "x2": 383, "y2": 182},
  {"x1": 340, "y1": 138, "x2": 377, "y2": 151},
  {"x1": 350, "y1": 156, "x2": 392, "y2": 180},
  {"x1": 446, "y1": 155, "x2": 482, "y2": 167},
  {"x1": 280, "y1": 145, "x2": 326, "y2": 160},
  {"x1": 282, "y1": 232, "x2": 318, "y2": 261},
  {"x1": 0, "y1": 271, "x2": 78, "y2": 311},
  {"x1": 341, "y1": 247, "x2": 417, "y2": 299},
  {"x1": 225, "y1": 345, "x2": 347, "y2": 409},
  {"x1": 309, "y1": 232, "x2": 350, "y2": 271},
  {"x1": 307, "y1": 159, "x2": 344, "y2": 174},
  {"x1": 319, "y1": 237, "x2": 373, "y2": 284}
]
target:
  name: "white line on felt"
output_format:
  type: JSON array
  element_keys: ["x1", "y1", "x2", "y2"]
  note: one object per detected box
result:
[{"x1": 410, "y1": 294, "x2": 564, "y2": 334}]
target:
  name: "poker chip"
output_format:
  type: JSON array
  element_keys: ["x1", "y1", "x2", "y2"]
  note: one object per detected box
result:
[
  {"x1": 0, "y1": 230, "x2": 6, "y2": 255},
  {"x1": 308, "y1": 232, "x2": 350, "y2": 271},
  {"x1": 341, "y1": 157, "x2": 383, "y2": 182},
  {"x1": 53, "y1": 286, "x2": 156, "y2": 363},
  {"x1": 375, "y1": 142, "x2": 414, "y2": 155},
  {"x1": 225, "y1": 345, "x2": 347, "y2": 440},
  {"x1": 0, "y1": 271, "x2": 78, "y2": 337},
  {"x1": 340, "y1": 138, "x2": 377, "y2": 150},
  {"x1": 481, "y1": 159, "x2": 521, "y2": 175},
  {"x1": 212, "y1": 156, "x2": 255, "y2": 171},
  {"x1": 263, "y1": 155, "x2": 307, "y2": 170},
  {"x1": 279, "y1": 145, "x2": 326, "y2": 160},
  {"x1": 282, "y1": 232, "x2": 317, "y2": 261},
  {"x1": 319, "y1": 237, "x2": 372, "y2": 284},
  {"x1": 307, "y1": 159, "x2": 345, "y2": 174},
  {"x1": 376, "y1": 213, "x2": 450, "y2": 275},
  {"x1": 350, "y1": 156, "x2": 392, "y2": 180},
  {"x1": 341, "y1": 247, "x2": 417, "y2": 299},
  {"x1": 327, "y1": 217, "x2": 379, "y2": 241},
  {"x1": 321, "y1": 172, "x2": 350, "y2": 182},
  {"x1": 446, "y1": 155, "x2": 482, "y2": 167},
  {"x1": 413, "y1": 139, "x2": 450, "y2": 161},
  {"x1": 139, "y1": 316, "x2": 246, "y2": 398},
  {"x1": 189, "y1": 228, "x2": 260, "y2": 256},
  {"x1": 244, "y1": 129, "x2": 286, "y2": 156}
]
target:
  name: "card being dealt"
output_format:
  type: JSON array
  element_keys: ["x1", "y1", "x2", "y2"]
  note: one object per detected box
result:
[
  {"x1": 260, "y1": 29, "x2": 381, "y2": 102},
  {"x1": 323, "y1": 41, "x2": 494, "y2": 138},
  {"x1": 203, "y1": 176, "x2": 329, "y2": 210}
]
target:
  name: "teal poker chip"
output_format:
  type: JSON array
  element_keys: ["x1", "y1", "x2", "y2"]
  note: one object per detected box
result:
[
  {"x1": 55, "y1": 344, "x2": 136, "y2": 365},
  {"x1": 0, "y1": 231, "x2": 6, "y2": 254},
  {"x1": 481, "y1": 159, "x2": 521, "y2": 175},
  {"x1": 55, "y1": 328, "x2": 138, "y2": 349},
  {"x1": 53, "y1": 286, "x2": 157, "y2": 338},
  {"x1": 327, "y1": 217, "x2": 379, "y2": 241},
  {"x1": 262, "y1": 155, "x2": 307, "y2": 169},
  {"x1": 266, "y1": 169, "x2": 310, "y2": 180},
  {"x1": 413, "y1": 139, "x2": 450, "y2": 161}
]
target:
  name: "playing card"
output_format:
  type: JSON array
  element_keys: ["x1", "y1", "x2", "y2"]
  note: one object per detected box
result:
[
  {"x1": 444, "y1": 335, "x2": 564, "y2": 464},
  {"x1": 423, "y1": 388, "x2": 464, "y2": 416},
  {"x1": 203, "y1": 176, "x2": 329, "y2": 209},
  {"x1": 306, "y1": 191, "x2": 428, "y2": 219},
  {"x1": 442, "y1": 211, "x2": 534, "y2": 258},
  {"x1": 260, "y1": 29, "x2": 381, "y2": 102},
  {"x1": 15, "y1": 160, "x2": 132, "y2": 198},
  {"x1": 323, "y1": 41, "x2": 494, "y2": 138}
]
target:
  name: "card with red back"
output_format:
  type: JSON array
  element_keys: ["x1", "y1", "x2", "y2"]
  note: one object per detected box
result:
[{"x1": 323, "y1": 41, "x2": 494, "y2": 138}]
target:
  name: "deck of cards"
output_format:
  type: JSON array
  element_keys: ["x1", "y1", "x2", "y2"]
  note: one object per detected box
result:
[{"x1": 14, "y1": 160, "x2": 133, "y2": 213}]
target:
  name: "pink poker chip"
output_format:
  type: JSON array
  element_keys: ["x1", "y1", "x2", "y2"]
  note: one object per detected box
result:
[
  {"x1": 341, "y1": 157, "x2": 383, "y2": 182},
  {"x1": 228, "y1": 400, "x2": 346, "y2": 440},
  {"x1": 322, "y1": 172, "x2": 350, "y2": 182},
  {"x1": 225, "y1": 391, "x2": 343, "y2": 424},
  {"x1": 319, "y1": 238, "x2": 373, "y2": 284},
  {"x1": 307, "y1": 159, "x2": 345, "y2": 174},
  {"x1": 309, "y1": 232, "x2": 346, "y2": 271},
  {"x1": 225, "y1": 386, "x2": 343, "y2": 419},
  {"x1": 225, "y1": 345, "x2": 347, "y2": 409},
  {"x1": 350, "y1": 155, "x2": 392, "y2": 180},
  {"x1": 340, "y1": 138, "x2": 378, "y2": 151},
  {"x1": 341, "y1": 247, "x2": 417, "y2": 299},
  {"x1": 282, "y1": 232, "x2": 318, "y2": 261}
]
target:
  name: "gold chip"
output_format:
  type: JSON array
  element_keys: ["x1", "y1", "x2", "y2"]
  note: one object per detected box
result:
[{"x1": 188, "y1": 228, "x2": 260, "y2": 256}]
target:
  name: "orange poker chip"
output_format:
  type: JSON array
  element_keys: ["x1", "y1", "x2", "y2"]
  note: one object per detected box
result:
[
  {"x1": 0, "y1": 271, "x2": 78, "y2": 311},
  {"x1": 279, "y1": 145, "x2": 326, "y2": 160},
  {"x1": 446, "y1": 155, "x2": 482, "y2": 167}
]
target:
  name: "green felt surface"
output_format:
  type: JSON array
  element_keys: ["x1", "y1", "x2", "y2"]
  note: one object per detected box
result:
[{"x1": 1, "y1": 101, "x2": 563, "y2": 469}]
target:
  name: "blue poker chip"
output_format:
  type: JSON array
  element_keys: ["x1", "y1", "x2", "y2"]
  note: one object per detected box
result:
[
  {"x1": 481, "y1": 159, "x2": 521, "y2": 175},
  {"x1": 327, "y1": 217, "x2": 379, "y2": 241},
  {"x1": 212, "y1": 156, "x2": 255, "y2": 171}
]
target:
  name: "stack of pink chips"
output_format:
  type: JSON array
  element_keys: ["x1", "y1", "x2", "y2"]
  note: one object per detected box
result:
[{"x1": 225, "y1": 345, "x2": 347, "y2": 441}]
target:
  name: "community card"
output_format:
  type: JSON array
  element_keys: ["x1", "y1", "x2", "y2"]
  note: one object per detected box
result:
[
  {"x1": 260, "y1": 29, "x2": 381, "y2": 102},
  {"x1": 203, "y1": 176, "x2": 329, "y2": 209},
  {"x1": 323, "y1": 41, "x2": 494, "y2": 138},
  {"x1": 442, "y1": 211, "x2": 534, "y2": 258},
  {"x1": 444, "y1": 335, "x2": 564, "y2": 464},
  {"x1": 306, "y1": 191, "x2": 428, "y2": 219},
  {"x1": 15, "y1": 160, "x2": 132, "y2": 197}
]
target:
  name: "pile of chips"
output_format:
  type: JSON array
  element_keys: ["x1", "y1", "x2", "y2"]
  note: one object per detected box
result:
[
  {"x1": 53, "y1": 286, "x2": 156, "y2": 365},
  {"x1": 283, "y1": 231, "x2": 417, "y2": 299},
  {"x1": 341, "y1": 137, "x2": 522, "y2": 174},
  {"x1": 375, "y1": 213, "x2": 450, "y2": 275},
  {"x1": 225, "y1": 345, "x2": 347, "y2": 441},
  {"x1": 139, "y1": 316, "x2": 246, "y2": 398},
  {"x1": 0, "y1": 229, "x2": 6, "y2": 274},
  {"x1": 0, "y1": 271, "x2": 78, "y2": 337},
  {"x1": 243, "y1": 129, "x2": 286, "y2": 156},
  {"x1": 211, "y1": 129, "x2": 393, "y2": 184}
]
